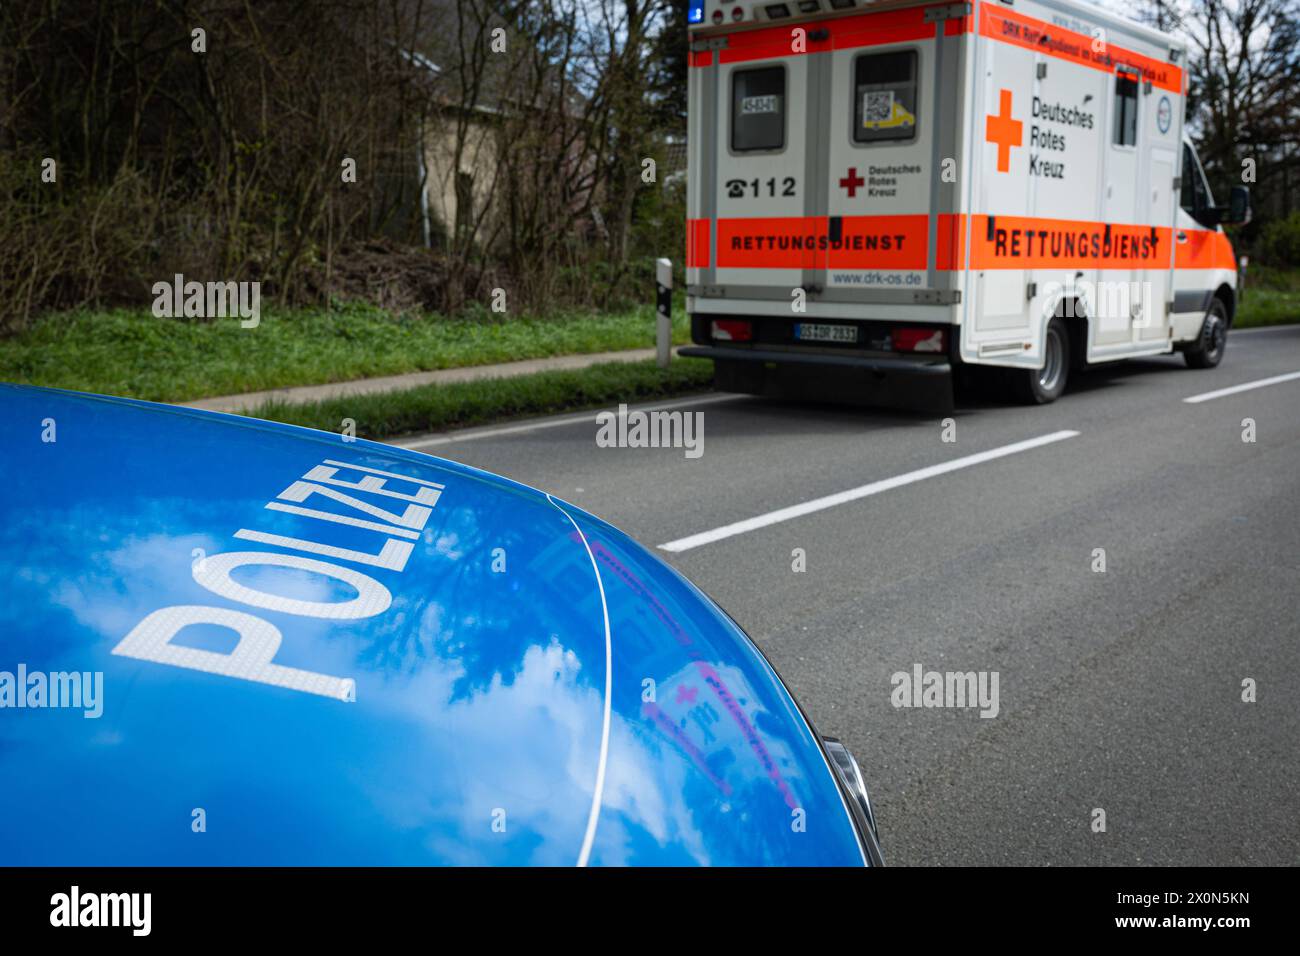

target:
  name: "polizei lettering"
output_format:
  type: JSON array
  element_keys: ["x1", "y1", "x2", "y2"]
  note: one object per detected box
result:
[{"x1": 113, "y1": 459, "x2": 446, "y2": 701}]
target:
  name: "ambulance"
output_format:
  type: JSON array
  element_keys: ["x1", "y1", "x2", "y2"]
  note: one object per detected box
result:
[{"x1": 681, "y1": 0, "x2": 1250, "y2": 408}]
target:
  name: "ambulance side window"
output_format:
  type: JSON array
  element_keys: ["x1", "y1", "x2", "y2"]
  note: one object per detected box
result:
[
  {"x1": 731, "y1": 67, "x2": 785, "y2": 152},
  {"x1": 853, "y1": 51, "x2": 918, "y2": 144},
  {"x1": 1112, "y1": 71, "x2": 1139, "y2": 147}
]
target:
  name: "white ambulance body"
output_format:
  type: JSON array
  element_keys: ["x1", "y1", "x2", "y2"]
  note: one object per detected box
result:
[{"x1": 682, "y1": 0, "x2": 1248, "y2": 407}]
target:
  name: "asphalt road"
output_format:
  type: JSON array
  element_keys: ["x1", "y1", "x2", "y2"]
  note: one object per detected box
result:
[{"x1": 392, "y1": 324, "x2": 1300, "y2": 866}]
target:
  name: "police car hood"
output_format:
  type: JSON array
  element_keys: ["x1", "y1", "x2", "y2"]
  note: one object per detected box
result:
[{"x1": 0, "y1": 385, "x2": 863, "y2": 866}]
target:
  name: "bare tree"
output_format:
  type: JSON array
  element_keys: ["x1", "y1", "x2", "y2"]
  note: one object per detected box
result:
[{"x1": 1145, "y1": 0, "x2": 1300, "y2": 220}]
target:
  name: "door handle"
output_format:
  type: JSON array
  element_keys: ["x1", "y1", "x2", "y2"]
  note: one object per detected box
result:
[{"x1": 1176, "y1": 231, "x2": 1188, "y2": 242}]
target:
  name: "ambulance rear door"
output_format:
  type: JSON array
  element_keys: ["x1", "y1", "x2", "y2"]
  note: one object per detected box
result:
[
  {"x1": 818, "y1": 5, "x2": 955, "y2": 316},
  {"x1": 692, "y1": 2, "x2": 965, "y2": 322},
  {"x1": 695, "y1": 25, "x2": 813, "y2": 304}
]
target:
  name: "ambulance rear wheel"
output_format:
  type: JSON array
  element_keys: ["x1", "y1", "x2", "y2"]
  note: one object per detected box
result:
[
  {"x1": 1015, "y1": 317, "x2": 1070, "y2": 405},
  {"x1": 1184, "y1": 298, "x2": 1229, "y2": 369}
]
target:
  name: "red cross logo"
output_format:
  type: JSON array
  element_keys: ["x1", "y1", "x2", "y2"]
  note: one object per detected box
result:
[
  {"x1": 839, "y1": 167, "x2": 865, "y2": 197},
  {"x1": 985, "y1": 89, "x2": 1023, "y2": 173}
]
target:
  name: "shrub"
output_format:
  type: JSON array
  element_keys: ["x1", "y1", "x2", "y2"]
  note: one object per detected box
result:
[{"x1": 1256, "y1": 212, "x2": 1300, "y2": 270}]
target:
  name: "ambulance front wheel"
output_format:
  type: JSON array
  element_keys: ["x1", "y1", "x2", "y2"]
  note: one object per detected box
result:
[
  {"x1": 1016, "y1": 317, "x2": 1070, "y2": 405},
  {"x1": 1184, "y1": 298, "x2": 1229, "y2": 369}
]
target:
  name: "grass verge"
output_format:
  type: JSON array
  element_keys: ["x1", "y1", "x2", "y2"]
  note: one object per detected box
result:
[
  {"x1": 1235, "y1": 289, "x2": 1300, "y2": 328},
  {"x1": 0, "y1": 299, "x2": 691, "y2": 403},
  {"x1": 247, "y1": 357, "x2": 716, "y2": 441},
  {"x1": 1235, "y1": 267, "x2": 1300, "y2": 328}
]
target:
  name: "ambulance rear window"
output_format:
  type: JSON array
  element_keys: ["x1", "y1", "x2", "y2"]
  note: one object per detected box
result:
[
  {"x1": 731, "y1": 67, "x2": 785, "y2": 152},
  {"x1": 853, "y1": 51, "x2": 918, "y2": 144}
]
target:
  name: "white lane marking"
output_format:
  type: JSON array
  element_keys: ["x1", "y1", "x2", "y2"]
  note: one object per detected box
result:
[
  {"x1": 397, "y1": 394, "x2": 738, "y2": 450},
  {"x1": 547, "y1": 495, "x2": 613, "y2": 868},
  {"x1": 1183, "y1": 370, "x2": 1300, "y2": 404},
  {"x1": 658, "y1": 429, "x2": 1081, "y2": 553}
]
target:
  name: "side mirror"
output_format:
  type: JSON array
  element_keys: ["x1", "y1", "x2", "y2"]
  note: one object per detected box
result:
[{"x1": 1225, "y1": 185, "x2": 1251, "y2": 226}]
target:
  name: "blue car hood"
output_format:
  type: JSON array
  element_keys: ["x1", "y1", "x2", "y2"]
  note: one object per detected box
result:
[{"x1": 0, "y1": 384, "x2": 863, "y2": 865}]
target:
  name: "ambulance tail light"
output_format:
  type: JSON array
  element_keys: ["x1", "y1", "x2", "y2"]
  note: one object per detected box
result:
[
  {"x1": 893, "y1": 327, "x2": 946, "y2": 354},
  {"x1": 711, "y1": 319, "x2": 753, "y2": 342}
]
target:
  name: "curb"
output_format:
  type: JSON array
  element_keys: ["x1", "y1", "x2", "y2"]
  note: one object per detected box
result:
[{"x1": 182, "y1": 347, "x2": 678, "y2": 413}]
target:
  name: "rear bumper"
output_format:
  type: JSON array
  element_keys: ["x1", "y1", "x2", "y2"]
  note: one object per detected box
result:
[{"x1": 677, "y1": 346, "x2": 951, "y2": 375}]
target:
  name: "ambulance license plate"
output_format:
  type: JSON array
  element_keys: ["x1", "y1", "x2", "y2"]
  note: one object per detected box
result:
[{"x1": 795, "y1": 322, "x2": 857, "y2": 344}]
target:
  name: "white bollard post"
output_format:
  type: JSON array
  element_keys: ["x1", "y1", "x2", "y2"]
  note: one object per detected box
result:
[{"x1": 656, "y1": 258, "x2": 672, "y2": 369}]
